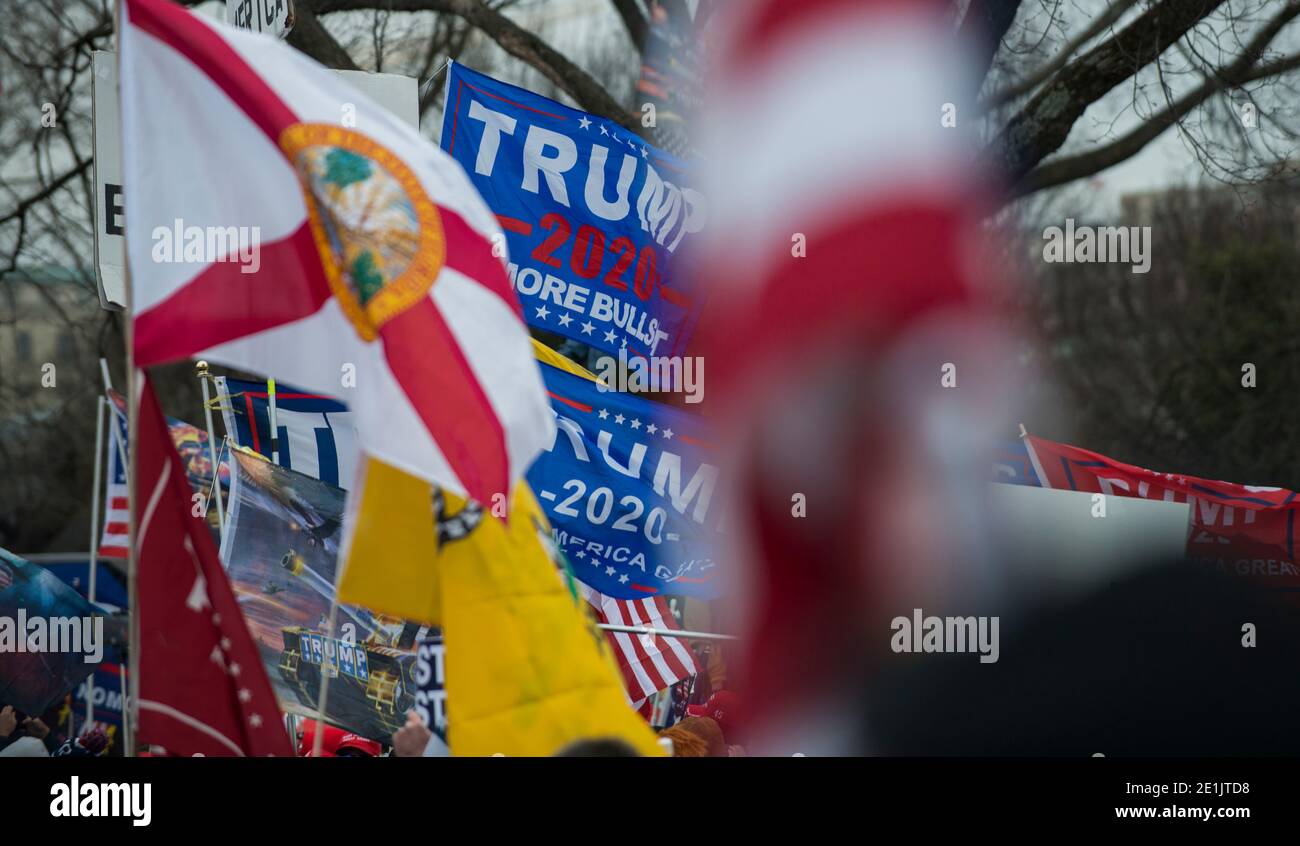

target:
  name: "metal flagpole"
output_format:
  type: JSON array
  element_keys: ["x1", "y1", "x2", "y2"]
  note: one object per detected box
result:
[
  {"x1": 196, "y1": 361, "x2": 227, "y2": 544},
  {"x1": 110, "y1": 0, "x2": 141, "y2": 758},
  {"x1": 85, "y1": 394, "x2": 107, "y2": 729},
  {"x1": 309, "y1": 591, "x2": 342, "y2": 757},
  {"x1": 267, "y1": 377, "x2": 279, "y2": 465},
  {"x1": 596, "y1": 623, "x2": 737, "y2": 641},
  {"x1": 119, "y1": 663, "x2": 130, "y2": 755}
]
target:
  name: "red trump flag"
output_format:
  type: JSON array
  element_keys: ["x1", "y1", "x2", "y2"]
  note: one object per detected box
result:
[{"x1": 135, "y1": 374, "x2": 293, "y2": 756}]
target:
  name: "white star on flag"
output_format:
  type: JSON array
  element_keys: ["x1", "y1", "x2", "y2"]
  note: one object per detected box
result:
[
  {"x1": 662, "y1": 429, "x2": 674, "y2": 440},
  {"x1": 605, "y1": 566, "x2": 616, "y2": 576},
  {"x1": 557, "y1": 313, "x2": 572, "y2": 327},
  {"x1": 604, "y1": 329, "x2": 617, "y2": 344},
  {"x1": 614, "y1": 414, "x2": 625, "y2": 425},
  {"x1": 535, "y1": 304, "x2": 550, "y2": 320},
  {"x1": 646, "y1": 423, "x2": 657, "y2": 434},
  {"x1": 630, "y1": 419, "x2": 641, "y2": 429},
  {"x1": 598, "y1": 408, "x2": 609, "y2": 419},
  {"x1": 579, "y1": 115, "x2": 591, "y2": 130},
  {"x1": 581, "y1": 321, "x2": 595, "y2": 335}
]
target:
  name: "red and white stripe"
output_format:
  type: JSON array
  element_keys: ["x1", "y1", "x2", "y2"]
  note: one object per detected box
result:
[
  {"x1": 120, "y1": 0, "x2": 552, "y2": 510},
  {"x1": 100, "y1": 488, "x2": 130, "y2": 559},
  {"x1": 700, "y1": 0, "x2": 998, "y2": 735},
  {"x1": 100, "y1": 399, "x2": 130, "y2": 559},
  {"x1": 581, "y1": 586, "x2": 697, "y2": 704},
  {"x1": 700, "y1": 0, "x2": 986, "y2": 391}
]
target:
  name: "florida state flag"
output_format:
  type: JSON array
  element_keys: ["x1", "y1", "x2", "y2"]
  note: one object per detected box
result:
[
  {"x1": 136, "y1": 373, "x2": 292, "y2": 756},
  {"x1": 119, "y1": 0, "x2": 552, "y2": 510}
]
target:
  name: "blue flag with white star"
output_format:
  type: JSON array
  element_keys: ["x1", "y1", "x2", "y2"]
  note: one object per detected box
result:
[
  {"x1": 440, "y1": 63, "x2": 706, "y2": 359},
  {"x1": 527, "y1": 357, "x2": 720, "y2": 600}
]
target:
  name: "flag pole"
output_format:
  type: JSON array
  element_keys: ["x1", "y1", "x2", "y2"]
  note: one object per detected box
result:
[
  {"x1": 196, "y1": 361, "x2": 227, "y2": 545},
  {"x1": 267, "y1": 377, "x2": 279, "y2": 465},
  {"x1": 85, "y1": 394, "x2": 107, "y2": 730},
  {"x1": 309, "y1": 588, "x2": 342, "y2": 758},
  {"x1": 596, "y1": 623, "x2": 737, "y2": 642},
  {"x1": 114, "y1": 0, "x2": 139, "y2": 758}
]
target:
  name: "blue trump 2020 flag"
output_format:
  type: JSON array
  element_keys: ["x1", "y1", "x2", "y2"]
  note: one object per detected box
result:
[
  {"x1": 440, "y1": 63, "x2": 706, "y2": 359},
  {"x1": 215, "y1": 376, "x2": 358, "y2": 489},
  {"x1": 527, "y1": 353, "x2": 720, "y2": 600},
  {"x1": 216, "y1": 349, "x2": 722, "y2": 599}
]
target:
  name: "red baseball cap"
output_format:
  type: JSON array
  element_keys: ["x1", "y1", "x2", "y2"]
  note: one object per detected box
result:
[{"x1": 685, "y1": 690, "x2": 742, "y2": 735}]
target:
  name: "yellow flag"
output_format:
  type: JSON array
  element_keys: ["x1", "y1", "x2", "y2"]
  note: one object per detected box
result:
[{"x1": 338, "y1": 455, "x2": 662, "y2": 756}]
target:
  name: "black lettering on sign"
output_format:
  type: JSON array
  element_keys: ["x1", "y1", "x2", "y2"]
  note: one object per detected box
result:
[{"x1": 105, "y1": 183, "x2": 124, "y2": 236}]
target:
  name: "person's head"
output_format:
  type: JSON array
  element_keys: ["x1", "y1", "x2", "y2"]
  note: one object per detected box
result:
[
  {"x1": 686, "y1": 690, "x2": 742, "y2": 740},
  {"x1": 660, "y1": 716, "x2": 726, "y2": 757},
  {"x1": 553, "y1": 737, "x2": 642, "y2": 757}
]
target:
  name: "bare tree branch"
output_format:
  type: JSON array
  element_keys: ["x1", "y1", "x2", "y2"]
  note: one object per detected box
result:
[
  {"x1": 609, "y1": 0, "x2": 648, "y2": 54},
  {"x1": 982, "y1": 0, "x2": 1139, "y2": 109},
  {"x1": 1014, "y1": 2, "x2": 1300, "y2": 197},
  {"x1": 312, "y1": 0, "x2": 637, "y2": 128},
  {"x1": 990, "y1": 0, "x2": 1230, "y2": 185},
  {"x1": 288, "y1": 0, "x2": 362, "y2": 70}
]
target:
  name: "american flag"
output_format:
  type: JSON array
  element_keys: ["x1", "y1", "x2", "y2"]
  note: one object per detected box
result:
[
  {"x1": 99, "y1": 393, "x2": 130, "y2": 559},
  {"x1": 580, "y1": 585, "x2": 697, "y2": 705}
]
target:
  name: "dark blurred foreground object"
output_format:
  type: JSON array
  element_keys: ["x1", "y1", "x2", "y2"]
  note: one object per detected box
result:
[
  {"x1": 866, "y1": 561, "x2": 1300, "y2": 755},
  {"x1": 554, "y1": 737, "x2": 643, "y2": 757}
]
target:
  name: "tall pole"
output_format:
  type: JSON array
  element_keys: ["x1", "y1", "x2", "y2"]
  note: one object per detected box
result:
[
  {"x1": 85, "y1": 395, "x2": 107, "y2": 729},
  {"x1": 196, "y1": 361, "x2": 227, "y2": 544},
  {"x1": 267, "y1": 377, "x2": 279, "y2": 465},
  {"x1": 114, "y1": 0, "x2": 139, "y2": 757}
]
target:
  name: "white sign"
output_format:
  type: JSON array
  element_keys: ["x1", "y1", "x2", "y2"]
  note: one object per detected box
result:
[
  {"x1": 985, "y1": 483, "x2": 1191, "y2": 600},
  {"x1": 92, "y1": 51, "x2": 125, "y2": 311},
  {"x1": 226, "y1": 0, "x2": 295, "y2": 39},
  {"x1": 335, "y1": 70, "x2": 420, "y2": 130}
]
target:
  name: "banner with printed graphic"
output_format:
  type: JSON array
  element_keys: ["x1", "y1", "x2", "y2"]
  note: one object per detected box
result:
[
  {"x1": 216, "y1": 377, "x2": 358, "y2": 489},
  {"x1": 412, "y1": 633, "x2": 447, "y2": 745},
  {"x1": 220, "y1": 449, "x2": 429, "y2": 742},
  {"x1": 441, "y1": 63, "x2": 705, "y2": 359},
  {"x1": 0, "y1": 549, "x2": 102, "y2": 714},
  {"x1": 1025, "y1": 435, "x2": 1300, "y2": 590},
  {"x1": 528, "y1": 356, "x2": 720, "y2": 599}
]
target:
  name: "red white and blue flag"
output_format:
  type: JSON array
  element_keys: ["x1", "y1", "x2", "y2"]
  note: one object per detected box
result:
[
  {"x1": 99, "y1": 394, "x2": 130, "y2": 559},
  {"x1": 579, "y1": 584, "x2": 696, "y2": 704},
  {"x1": 119, "y1": 0, "x2": 552, "y2": 510}
]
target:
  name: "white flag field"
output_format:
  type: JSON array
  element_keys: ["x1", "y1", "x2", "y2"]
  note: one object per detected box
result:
[{"x1": 119, "y1": 0, "x2": 552, "y2": 509}]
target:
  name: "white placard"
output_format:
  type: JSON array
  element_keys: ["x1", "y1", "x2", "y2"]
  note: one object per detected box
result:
[
  {"x1": 985, "y1": 482, "x2": 1191, "y2": 598},
  {"x1": 334, "y1": 70, "x2": 420, "y2": 130},
  {"x1": 226, "y1": 0, "x2": 295, "y2": 39},
  {"x1": 92, "y1": 51, "x2": 125, "y2": 311}
]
